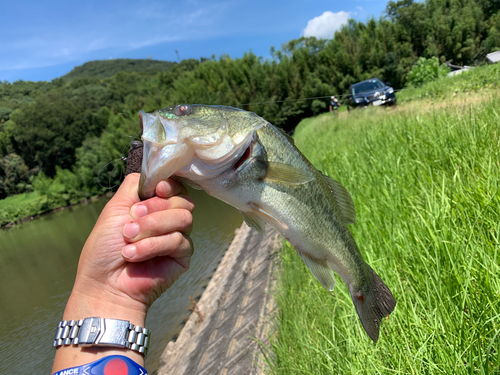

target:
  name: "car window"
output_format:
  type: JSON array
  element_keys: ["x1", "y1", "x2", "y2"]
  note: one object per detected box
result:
[{"x1": 352, "y1": 79, "x2": 384, "y2": 95}]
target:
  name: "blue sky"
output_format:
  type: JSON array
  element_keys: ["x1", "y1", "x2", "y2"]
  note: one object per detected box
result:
[{"x1": 0, "y1": 0, "x2": 388, "y2": 83}]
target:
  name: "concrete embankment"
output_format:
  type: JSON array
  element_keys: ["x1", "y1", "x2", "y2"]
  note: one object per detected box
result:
[{"x1": 158, "y1": 223, "x2": 281, "y2": 375}]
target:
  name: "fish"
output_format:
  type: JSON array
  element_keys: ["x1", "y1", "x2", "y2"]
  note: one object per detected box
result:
[{"x1": 138, "y1": 104, "x2": 396, "y2": 342}]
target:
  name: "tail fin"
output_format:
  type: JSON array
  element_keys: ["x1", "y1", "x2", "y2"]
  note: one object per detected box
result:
[{"x1": 349, "y1": 267, "x2": 396, "y2": 343}]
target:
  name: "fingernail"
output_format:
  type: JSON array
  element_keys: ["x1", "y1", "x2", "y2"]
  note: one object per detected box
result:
[
  {"x1": 122, "y1": 245, "x2": 137, "y2": 259},
  {"x1": 123, "y1": 222, "x2": 140, "y2": 239},
  {"x1": 158, "y1": 181, "x2": 171, "y2": 196},
  {"x1": 131, "y1": 204, "x2": 148, "y2": 218}
]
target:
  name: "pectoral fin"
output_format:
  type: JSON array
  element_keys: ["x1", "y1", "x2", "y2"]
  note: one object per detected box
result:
[
  {"x1": 299, "y1": 253, "x2": 336, "y2": 291},
  {"x1": 322, "y1": 175, "x2": 356, "y2": 224},
  {"x1": 239, "y1": 210, "x2": 266, "y2": 234},
  {"x1": 265, "y1": 163, "x2": 314, "y2": 185}
]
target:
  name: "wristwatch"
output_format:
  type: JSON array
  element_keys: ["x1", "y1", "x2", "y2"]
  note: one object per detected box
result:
[{"x1": 52, "y1": 317, "x2": 151, "y2": 357}]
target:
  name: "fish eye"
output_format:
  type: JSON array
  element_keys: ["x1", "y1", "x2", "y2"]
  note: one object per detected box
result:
[{"x1": 174, "y1": 104, "x2": 192, "y2": 117}]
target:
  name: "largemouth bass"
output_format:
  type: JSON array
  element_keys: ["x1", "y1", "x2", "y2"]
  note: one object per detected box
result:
[{"x1": 138, "y1": 104, "x2": 396, "y2": 342}]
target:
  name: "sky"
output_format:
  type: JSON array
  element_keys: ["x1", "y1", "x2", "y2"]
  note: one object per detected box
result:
[{"x1": 0, "y1": 0, "x2": 388, "y2": 83}]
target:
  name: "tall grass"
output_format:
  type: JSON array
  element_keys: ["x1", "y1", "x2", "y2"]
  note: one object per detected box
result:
[
  {"x1": 396, "y1": 63, "x2": 500, "y2": 104},
  {"x1": 266, "y1": 95, "x2": 500, "y2": 374}
]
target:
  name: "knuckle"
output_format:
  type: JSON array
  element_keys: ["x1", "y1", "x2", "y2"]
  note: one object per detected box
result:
[
  {"x1": 180, "y1": 195, "x2": 195, "y2": 212},
  {"x1": 171, "y1": 231, "x2": 184, "y2": 248},
  {"x1": 151, "y1": 238, "x2": 163, "y2": 257},
  {"x1": 140, "y1": 215, "x2": 155, "y2": 233},
  {"x1": 153, "y1": 196, "x2": 171, "y2": 210},
  {"x1": 140, "y1": 237, "x2": 158, "y2": 256},
  {"x1": 177, "y1": 209, "x2": 193, "y2": 229},
  {"x1": 160, "y1": 198, "x2": 172, "y2": 210},
  {"x1": 185, "y1": 236, "x2": 194, "y2": 256}
]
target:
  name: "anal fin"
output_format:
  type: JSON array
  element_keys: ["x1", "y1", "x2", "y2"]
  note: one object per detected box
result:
[
  {"x1": 299, "y1": 253, "x2": 336, "y2": 291},
  {"x1": 239, "y1": 210, "x2": 266, "y2": 234}
]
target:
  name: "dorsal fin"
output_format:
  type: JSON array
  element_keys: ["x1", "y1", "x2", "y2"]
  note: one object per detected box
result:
[
  {"x1": 276, "y1": 127, "x2": 295, "y2": 145},
  {"x1": 322, "y1": 175, "x2": 356, "y2": 224}
]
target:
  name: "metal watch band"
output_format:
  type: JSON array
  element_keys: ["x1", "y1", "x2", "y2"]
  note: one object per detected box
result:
[{"x1": 52, "y1": 317, "x2": 150, "y2": 356}]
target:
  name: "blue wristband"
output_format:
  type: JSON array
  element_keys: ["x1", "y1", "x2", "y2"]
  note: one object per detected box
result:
[{"x1": 52, "y1": 355, "x2": 148, "y2": 375}]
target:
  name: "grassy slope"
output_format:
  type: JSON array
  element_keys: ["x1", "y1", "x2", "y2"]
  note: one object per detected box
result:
[
  {"x1": 266, "y1": 91, "x2": 500, "y2": 373},
  {"x1": 397, "y1": 63, "x2": 500, "y2": 104}
]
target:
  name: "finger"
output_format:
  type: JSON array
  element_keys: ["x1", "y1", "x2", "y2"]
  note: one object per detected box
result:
[
  {"x1": 123, "y1": 209, "x2": 193, "y2": 242},
  {"x1": 109, "y1": 173, "x2": 141, "y2": 207},
  {"x1": 122, "y1": 232, "x2": 193, "y2": 262},
  {"x1": 156, "y1": 179, "x2": 188, "y2": 198},
  {"x1": 130, "y1": 195, "x2": 195, "y2": 219}
]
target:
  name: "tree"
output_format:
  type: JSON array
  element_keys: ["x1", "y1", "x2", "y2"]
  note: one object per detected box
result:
[
  {"x1": 0, "y1": 153, "x2": 32, "y2": 197},
  {"x1": 11, "y1": 84, "x2": 108, "y2": 176}
]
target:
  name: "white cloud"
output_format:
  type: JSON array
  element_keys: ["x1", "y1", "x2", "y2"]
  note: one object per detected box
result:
[{"x1": 302, "y1": 11, "x2": 350, "y2": 39}]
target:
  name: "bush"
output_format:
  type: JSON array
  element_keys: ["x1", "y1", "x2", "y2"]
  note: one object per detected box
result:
[
  {"x1": 311, "y1": 99, "x2": 327, "y2": 115},
  {"x1": 32, "y1": 167, "x2": 84, "y2": 208},
  {"x1": 405, "y1": 57, "x2": 450, "y2": 87},
  {"x1": 0, "y1": 153, "x2": 32, "y2": 197}
]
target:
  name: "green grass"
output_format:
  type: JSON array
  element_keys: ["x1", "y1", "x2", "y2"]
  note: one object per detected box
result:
[
  {"x1": 265, "y1": 93, "x2": 500, "y2": 374},
  {"x1": 0, "y1": 188, "x2": 99, "y2": 227},
  {"x1": 396, "y1": 63, "x2": 500, "y2": 104},
  {"x1": 0, "y1": 191, "x2": 48, "y2": 226}
]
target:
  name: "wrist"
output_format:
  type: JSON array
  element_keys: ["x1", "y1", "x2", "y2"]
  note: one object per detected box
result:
[{"x1": 63, "y1": 288, "x2": 147, "y2": 327}]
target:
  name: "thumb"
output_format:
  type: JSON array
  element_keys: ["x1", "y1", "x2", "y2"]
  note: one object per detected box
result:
[{"x1": 111, "y1": 173, "x2": 141, "y2": 208}]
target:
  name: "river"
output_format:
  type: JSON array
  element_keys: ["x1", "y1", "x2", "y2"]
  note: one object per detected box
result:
[{"x1": 0, "y1": 188, "x2": 242, "y2": 374}]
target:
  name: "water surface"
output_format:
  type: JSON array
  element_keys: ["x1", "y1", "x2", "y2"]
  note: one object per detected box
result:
[{"x1": 0, "y1": 188, "x2": 241, "y2": 373}]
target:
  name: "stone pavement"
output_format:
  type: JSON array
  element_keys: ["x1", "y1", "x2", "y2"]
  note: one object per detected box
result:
[{"x1": 157, "y1": 223, "x2": 280, "y2": 375}]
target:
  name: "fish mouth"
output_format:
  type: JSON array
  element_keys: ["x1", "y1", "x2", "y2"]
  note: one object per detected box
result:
[
  {"x1": 138, "y1": 141, "x2": 194, "y2": 200},
  {"x1": 138, "y1": 110, "x2": 192, "y2": 200}
]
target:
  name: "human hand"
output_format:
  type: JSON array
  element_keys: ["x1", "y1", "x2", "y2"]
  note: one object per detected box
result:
[{"x1": 63, "y1": 173, "x2": 194, "y2": 326}]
